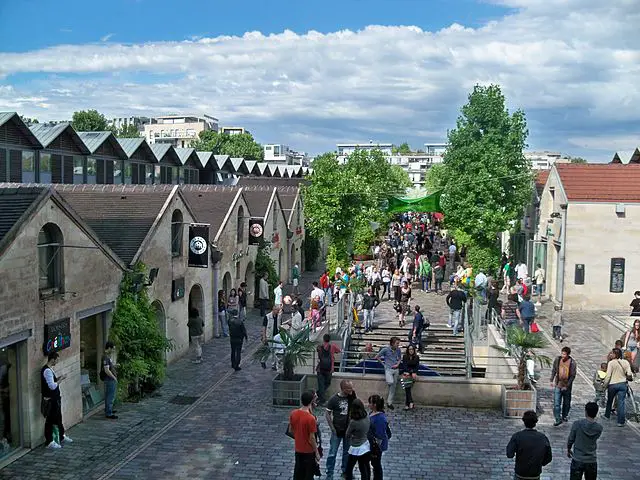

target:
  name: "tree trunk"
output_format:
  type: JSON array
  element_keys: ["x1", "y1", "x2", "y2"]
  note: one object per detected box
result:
[
  {"x1": 283, "y1": 358, "x2": 295, "y2": 381},
  {"x1": 518, "y1": 359, "x2": 526, "y2": 390}
]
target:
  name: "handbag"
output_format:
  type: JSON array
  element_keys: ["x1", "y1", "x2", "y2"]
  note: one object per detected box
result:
[
  {"x1": 530, "y1": 322, "x2": 540, "y2": 333},
  {"x1": 285, "y1": 423, "x2": 294, "y2": 439},
  {"x1": 400, "y1": 374, "x2": 414, "y2": 389},
  {"x1": 618, "y1": 360, "x2": 634, "y2": 382}
]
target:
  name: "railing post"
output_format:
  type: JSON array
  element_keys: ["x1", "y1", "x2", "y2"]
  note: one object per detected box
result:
[{"x1": 464, "y1": 301, "x2": 472, "y2": 378}]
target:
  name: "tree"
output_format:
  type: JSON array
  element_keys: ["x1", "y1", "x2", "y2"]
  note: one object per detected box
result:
[
  {"x1": 303, "y1": 149, "x2": 411, "y2": 266},
  {"x1": 116, "y1": 123, "x2": 141, "y2": 138},
  {"x1": 191, "y1": 130, "x2": 264, "y2": 160},
  {"x1": 20, "y1": 116, "x2": 39, "y2": 125},
  {"x1": 72, "y1": 109, "x2": 112, "y2": 132},
  {"x1": 392, "y1": 142, "x2": 412, "y2": 155},
  {"x1": 429, "y1": 84, "x2": 532, "y2": 272},
  {"x1": 569, "y1": 156, "x2": 587, "y2": 164},
  {"x1": 492, "y1": 327, "x2": 551, "y2": 390}
]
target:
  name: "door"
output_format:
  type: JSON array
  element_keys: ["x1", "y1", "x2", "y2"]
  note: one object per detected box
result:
[{"x1": 0, "y1": 340, "x2": 26, "y2": 458}]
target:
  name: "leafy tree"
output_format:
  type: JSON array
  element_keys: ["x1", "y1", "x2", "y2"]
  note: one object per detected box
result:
[
  {"x1": 569, "y1": 156, "x2": 587, "y2": 164},
  {"x1": 303, "y1": 149, "x2": 411, "y2": 265},
  {"x1": 116, "y1": 123, "x2": 141, "y2": 138},
  {"x1": 71, "y1": 109, "x2": 112, "y2": 132},
  {"x1": 191, "y1": 130, "x2": 264, "y2": 160},
  {"x1": 20, "y1": 116, "x2": 39, "y2": 125},
  {"x1": 429, "y1": 84, "x2": 532, "y2": 272},
  {"x1": 392, "y1": 142, "x2": 412, "y2": 155}
]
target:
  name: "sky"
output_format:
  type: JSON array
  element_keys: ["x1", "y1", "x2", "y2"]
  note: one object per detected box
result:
[{"x1": 0, "y1": 0, "x2": 639, "y2": 161}]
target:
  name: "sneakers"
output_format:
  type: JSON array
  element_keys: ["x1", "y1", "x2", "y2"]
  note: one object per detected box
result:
[
  {"x1": 553, "y1": 420, "x2": 562, "y2": 426},
  {"x1": 106, "y1": 415, "x2": 118, "y2": 420},
  {"x1": 47, "y1": 441, "x2": 62, "y2": 449},
  {"x1": 62, "y1": 435, "x2": 73, "y2": 443},
  {"x1": 387, "y1": 404, "x2": 395, "y2": 410},
  {"x1": 260, "y1": 362, "x2": 266, "y2": 369}
]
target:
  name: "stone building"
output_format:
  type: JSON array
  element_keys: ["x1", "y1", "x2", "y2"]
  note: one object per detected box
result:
[
  {"x1": 536, "y1": 163, "x2": 640, "y2": 310},
  {"x1": 0, "y1": 186, "x2": 124, "y2": 454}
]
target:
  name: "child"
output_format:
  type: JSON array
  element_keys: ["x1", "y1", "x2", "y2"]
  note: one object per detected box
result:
[
  {"x1": 593, "y1": 362, "x2": 607, "y2": 408},
  {"x1": 552, "y1": 304, "x2": 563, "y2": 342}
]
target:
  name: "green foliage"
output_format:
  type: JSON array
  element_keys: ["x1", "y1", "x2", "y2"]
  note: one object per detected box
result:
[
  {"x1": 303, "y1": 232, "x2": 320, "y2": 271},
  {"x1": 254, "y1": 241, "x2": 279, "y2": 302},
  {"x1": 20, "y1": 116, "x2": 39, "y2": 125},
  {"x1": 392, "y1": 142, "x2": 412, "y2": 155},
  {"x1": 353, "y1": 219, "x2": 376, "y2": 256},
  {"x1": 71, "y1": 109, "x2": 112, "y2": 132},
  {"x1": 109, "y1": 263, "x2": 173, "y2": 401},
  {"x1": 253, "y1": 327, "x2": 317, "y2": 380},
  {"x1": 492, "y1": 326, "x2": 552, "y2": 389},
  {"x1": 569, "y1": 156, "x2": 587, "y2": 164},
  {"x1": 191, "y1": 130, "x2": 264, "y2": 160},
  {"x1": 326, "y1": 243, "x2": 349, "y2": 275},
  {"x1": 116, "y1": 123, "x2": 141, "y2": 138}
]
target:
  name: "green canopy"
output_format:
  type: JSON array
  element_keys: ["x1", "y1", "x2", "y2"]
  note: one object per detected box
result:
[{"x1": 386, "y1": 191, "x2": 442, "y2": 213}]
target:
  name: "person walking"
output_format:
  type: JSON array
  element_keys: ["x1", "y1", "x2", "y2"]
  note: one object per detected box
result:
[
  {"x1": 238, "y1": 282, "x2": 249, "y2": 321},
  {"x1": 567, "y1": 402, "x2": 602, "y2": 480},
  {"x1": 391, "y1": 269, "x2": 402, "y2": 303},
  {"x1": 418, "y1": 255, "x2": 431, "y2": 292},
  {"x1": 374, "y1": 337, "x2": 402, "y2": 410},
  {"x1": 228, "y1": 313, "x2": 248, "y2": 371},
  {"x1": 227, "y1": 288, "x2": 239, "y2": 317},
  {"x1": 217, "y1": 290, "x2": 229, "y2": 338},
  {"x1": 533, "y1": 263, "x2": 545, "y2": 306},
  {"x1": 603, "y1": 347, "x2": 633, "y2": 426},
  {"x1": 41, "y1": 352, "x2": 72, "y2": 449},
  {"x1": 316, "y1": 334, "x2": 341, "y2": 405},
  {"x1": 506, "y1": 410, "x2": 552, "y2": 480},
  {"x1": 292, "y1": 263, "x2": 300, "y2": 294},
  {"x1": 274, "y1": 280, "x2": 284, "y2": 308},
  {"x1": 446, "y1": 282, "x2": 466, "y2": 335},
  {"x1": 187, "y1": 307, "x2": 204, "y2": 363},
  {"x1": 261, "y1": 305, "x2": 282, "y2": 370},
  {"x1": 381, "y1": 267, "x2": 391, "y2": 301},
  {"x1": 344, "y1": 399, "x2": 371, "y2": 480},
  {"x1": 400, "y1": 345, "x2": 419, "y2": 410},
  {"x1": 622, "y1": 318, "x2": 640, "y2": 367},
  {"x1": 397, "y1": 281, "x2": 412, "y2": 327},
  {"x1": 259, "y1": 273, "x2": 270, "y2": 318},
  {"x1": 320, "y1": 270, "x2": 332, "y2": 306},
  {"x1": 289, "y1": 391, "x2": 320, "y2": 480},
  {"x1": 518, "y1": 295, "x2": 536, "y2": 333},
  {"x1": 325, "y1": 380, "x2": 357, "y2": 480},
  {"x1": 367, "y1": 395, "x2": 388, "y2": 480},
  {"x1": 551, "y1": 346, "x2": 577, "y2": 426},
  {"x1": 410, "y1": 305, "x2": 427, "y2": 353},
  {"x1": 101, "y1": 341, "x2": 118, "y2": 420},
  {"x1": 362, "y1": 288, "x2": 379, "y2": 333}
]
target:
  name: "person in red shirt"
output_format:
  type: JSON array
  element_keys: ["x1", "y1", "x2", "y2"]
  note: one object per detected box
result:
[{"x1": 289, "y1": 391, "x2": 320, "y2": 480}]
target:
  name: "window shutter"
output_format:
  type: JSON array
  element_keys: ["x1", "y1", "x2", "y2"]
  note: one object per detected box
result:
[
  {"x1": 106, "y1": 160, "x2": 114, "y2": 184},
  {"x1": 131, "y1": 163, "x2": 139, "y2": 184},
  {"x1": 96, "y1": 159, "x2": 105, "y2": 184},
  {"x1": 0, "y1": 149, "x2": 6, "y2": 182},
  {"x1": 9, "y1": 150, "x2": 22, "y2": 183},
  {"x1": 63, "y1": 156, "x2": 73, "y2": 184},
  {"x1": 51, "y1": 154, "x2": 63, "y2": 183}
]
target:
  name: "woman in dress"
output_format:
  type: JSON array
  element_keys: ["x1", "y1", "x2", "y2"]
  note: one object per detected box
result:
[{"x1": 398, "y1": 281, "x2": 412, "y2": 327}]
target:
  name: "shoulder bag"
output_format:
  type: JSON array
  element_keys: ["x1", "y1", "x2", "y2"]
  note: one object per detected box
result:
[{"x1": 618, "y1": 360, "x2": 634, "y2": 382}]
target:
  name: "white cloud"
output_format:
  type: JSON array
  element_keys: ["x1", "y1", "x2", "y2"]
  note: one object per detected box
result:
[
  {"x1": 0, "y1": 0, "x2": 639, "y2": 160},
  {"x1": 100, "y1": 33, "x2": 114, "y2": 42}
]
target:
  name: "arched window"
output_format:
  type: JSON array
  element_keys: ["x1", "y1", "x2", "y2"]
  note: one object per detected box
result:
[
  {"x1": 171, "y1": 210, "x2": 183, "y2": 257},
  {"x1": 237, "y1": 206, "x2": 244, "y2": 243},
  {"x1": 38, "y1": 223, "x2": 63, "y2": 291}
]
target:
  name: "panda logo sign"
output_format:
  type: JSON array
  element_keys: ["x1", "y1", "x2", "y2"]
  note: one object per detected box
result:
[
  {"x1": 189, "y1": 236, "x2": 207, "y2": 255},
  {"x1": 248, "y1": 218, "x2": 264, "y2": 245},
  {"x1": 188, "y1": 224, "x2": 210, "y2": 268}
]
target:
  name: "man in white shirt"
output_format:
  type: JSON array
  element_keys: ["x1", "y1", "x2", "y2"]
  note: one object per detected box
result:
[
  {"x1": 311, "y1": 282, "x2": 325, "y2": 307},
  {"x1": 516, "y1": 262, "x2": 528, "y2": 281},
  {"x1": 274, "y1": 280, "x2": 283, "y2": 307},
  {"x1": 533, "y1": 264, "x2": 545, "y2": 306},
  {"x1": 475, "y1": 270, "x2": 488, "y2": 302}
]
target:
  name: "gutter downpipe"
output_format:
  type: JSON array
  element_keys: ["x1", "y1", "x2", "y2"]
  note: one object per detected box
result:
[{"x1": 556, "y1": 204, "x2": 568, "y2": 306}]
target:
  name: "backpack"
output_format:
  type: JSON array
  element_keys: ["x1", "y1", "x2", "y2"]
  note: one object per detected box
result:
[{"x1": 318, "y1": 346, "x2": 332, "y2": 372}]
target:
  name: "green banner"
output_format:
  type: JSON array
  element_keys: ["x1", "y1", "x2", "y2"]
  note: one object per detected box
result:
[{"x1": 386, "y1": 191, "x2": 442, "y2": 213}]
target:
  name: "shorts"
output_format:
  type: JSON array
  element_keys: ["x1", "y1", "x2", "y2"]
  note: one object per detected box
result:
[{"x1": 293, "y1": 278, "x2": 299, "y2": 287}]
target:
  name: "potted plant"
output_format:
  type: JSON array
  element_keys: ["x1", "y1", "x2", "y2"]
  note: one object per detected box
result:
[
  {"x1": 492, "y1": 326, "x2": 551, "y2": 418},
  {"x1": 254, "y1": 326, "x2": 317, "y2": 407}
]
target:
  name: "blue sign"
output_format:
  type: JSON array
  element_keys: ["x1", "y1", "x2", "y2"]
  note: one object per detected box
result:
[{"x1": 43, "y1": 318, "x2": 71, "y2": 355}]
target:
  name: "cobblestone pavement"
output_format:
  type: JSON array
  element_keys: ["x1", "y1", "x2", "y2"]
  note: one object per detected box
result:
[{"x1": 2, "y1": 277, "x2": 638, "y2": 480}]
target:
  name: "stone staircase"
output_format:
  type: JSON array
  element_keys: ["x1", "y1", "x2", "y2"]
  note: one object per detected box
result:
[{"x1": 345, "y1": 323, "x2": 467, "y2": 376}]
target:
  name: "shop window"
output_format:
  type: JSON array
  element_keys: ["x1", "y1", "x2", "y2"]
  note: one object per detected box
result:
[
  {"x1": 73, "y1": 156, "x2": 85, "y2": 184},
  {"x1": 171, "y1": 210, "x2": 183, "y2": 257},
  {"x1": 124, "y1": 162, "x2": 133, "y2": 184},
  {"x1": 237, "y1": 206, "x2": 245, "y2": 243},
  {"x1": 87, "y1": 158, "x2": 97, "y2": 184},
  {"x1": 80, "y1": 313, "x2": 106, "y2": 414},
  {"x1": 38, "y1": 223, "x2": 63, "y2": 292},
  {"x1": 22, "y1": 151, "x2": 35, "y2": 183}
]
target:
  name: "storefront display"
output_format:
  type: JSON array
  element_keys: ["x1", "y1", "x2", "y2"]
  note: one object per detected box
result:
[{"x1": 80, "y1": 314, "x2": 106, "y2": 414}]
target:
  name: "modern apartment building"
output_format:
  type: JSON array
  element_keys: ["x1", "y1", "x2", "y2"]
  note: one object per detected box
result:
[
  {"x1": 220, "y1": 126, "x2": 247, "y2": 136},
  {"x1": 144, "y1": 114, "x2": 219, "y2": 148},
  {"x1": 109, "y1": 116, "x2": 151, "y2": 133},
  {"x1": 524, "y1": 151, "x2": 570, "y2": 170},
  {"x1": 336, "y1": 142, "x2": 393, "y2": 163}
]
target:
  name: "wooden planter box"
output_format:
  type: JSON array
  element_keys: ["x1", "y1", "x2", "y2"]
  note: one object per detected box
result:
[
  {"x1": 502, "y1": 384, "x2": 537, "y2": 418},
  {"x1": 273, "y1": 374, "x2": 307, "y2": 408}
]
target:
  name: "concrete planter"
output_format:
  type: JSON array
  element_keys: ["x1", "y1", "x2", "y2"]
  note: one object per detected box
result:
[
  {"x1": 502, "y1": 384, "x2": 537, "y2": 418},
  {"x1": 272, "y1": 374, "x2": 307, "y2": 408}
]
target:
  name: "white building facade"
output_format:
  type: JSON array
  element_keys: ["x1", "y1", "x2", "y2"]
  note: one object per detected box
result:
[
  {"x1": 144, "y1": 115, "x2": 219, "y2": 148},
  {"x1": 524, "y1": 151, "x2": 570, "y2": 170}
]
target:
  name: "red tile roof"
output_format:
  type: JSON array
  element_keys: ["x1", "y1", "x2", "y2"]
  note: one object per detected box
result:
[
  {"x1": 555, "y1": 163, "x2": 640, "y2": 202},
  {"x1": 535, "y1": 170, "x2": 549, "y2": 195}
]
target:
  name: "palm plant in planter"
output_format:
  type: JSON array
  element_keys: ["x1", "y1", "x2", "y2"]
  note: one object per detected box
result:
[
  {"x1": 492, "y1": 326, "x2": 552, "y2": 417},
  {"x1": 254, "y1": 326, "x2": 317, "y2": 407}
]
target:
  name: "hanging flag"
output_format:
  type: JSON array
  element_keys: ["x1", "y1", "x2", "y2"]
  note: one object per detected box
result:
[
  {"x1": 188, "y1": 223, "x2": 210, "y2": 268},
  {"x1": 248, "y1": 218, "x2": 264, "y2": 245}
]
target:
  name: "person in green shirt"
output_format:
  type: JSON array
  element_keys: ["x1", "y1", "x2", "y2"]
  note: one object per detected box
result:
[
  {"x1": 292, "y1": 263, "x2": 300, "y2": 294},
  {"x1": 419, "y1": 256, "x2": 432, "y2": 292}
]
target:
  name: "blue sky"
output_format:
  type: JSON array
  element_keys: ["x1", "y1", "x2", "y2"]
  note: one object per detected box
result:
[{"x1": 0, "y1": 0, "x2": 638, "y2": 161}]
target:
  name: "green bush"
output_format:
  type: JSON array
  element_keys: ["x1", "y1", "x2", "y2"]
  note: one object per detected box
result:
[
  {"x1": 304, "y1": 232, "x2": 320, "y2": 271},
  {"x1": 254, "y1": 241, "x2": 279, "y2": 303},
  {"x1": 353, "y1": 222, "x2": 375, "y2": 256},
  {"x1": 326, "y1": 242, "x2": 349, "y2": 275},
  {"x1": 110, "y1": 263, "x2": 173, "y2": 401}
]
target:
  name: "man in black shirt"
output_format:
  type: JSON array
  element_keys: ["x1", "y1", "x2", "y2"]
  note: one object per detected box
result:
[
  {"x1": 506, "y1": 410, "x2": 552, "y2": 480},
  {"x1": 446, "y1": 282, "x2": 466, "y2": 335}
]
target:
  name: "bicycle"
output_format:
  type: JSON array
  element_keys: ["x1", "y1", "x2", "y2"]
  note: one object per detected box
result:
[{"x1": 627, "y1": 382, "x2": 640, "y2": 423}]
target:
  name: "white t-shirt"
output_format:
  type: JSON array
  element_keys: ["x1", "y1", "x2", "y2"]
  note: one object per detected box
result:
[
  {"x1": 516, "y1": 263, "x2": 528, "y2": 280},
  {"x1": 274, "y1": 285, "x2": 283, "y2": 305},
  {"x1": 534, "y1": 268, "x2": 545, "y2": 285},
  {"x1": 311, "y1": 287, "x2": 325, "y2": 304}
]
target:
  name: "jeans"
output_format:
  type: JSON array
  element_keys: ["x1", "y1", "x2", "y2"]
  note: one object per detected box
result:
[
  {"x1": 382, "y1": 282, "x2": 390, "y2": 299},
  {"x1": 384, "y1": 368, "x2": 399, "y2": 406},
  {"x1": 371, "y1": 452, "x2": 383, "y2": 480},
  {"x1": 405, "y1": 385, "x2": 413, "y2": 406},
  {"x1": 325, "y1": 432, "x2": 350, "y2": 478},
  {"x1": 522, "y1": 317, "x2": 533, "y2": 333},
  {"x1": 554, "y1": 387, "x2": 572, "y2": 422},
  {"x1": 259, "y1": 298, "x2": 269, "y2": 318},
  {"x1": 421, "y1": 276, "x2": 430, "y2": 291},
  {"x1": 605, "y1": 382, "x2": 627, "y2": 424},
  {"x1": 409, "y1": 328, "x2": 423, "y2": 352},
  {"x1": 364, "y1": 309, "x2": 373, "y2": 330},
  {"x1": 317, "y1": 371, "x2": 332, "y2": 403},
  {"x1": 450, "y1": 309, "x2": 462, "y2": 335},
  {"x1": 230, "y1": 339, "x2": 243, "y2": 368},
  {"x1": 293, "y1": 452, "x2": 316, "y2": 480},
  {"x1": 569, "y1": 459, "x2": 597, "y2": 480},
  {"x1": 435, "y1": 279, "x2": 443, "y2": 292},
  {"x1": 218, "y1": 311, "x2": 229, "y2": 336},
  {"x1": 345, "y1": 452, "x2": 371, "y2": 480},
  {"x1": 553, "y1": 326, "x2": 562, "y2": 339},
  {"x1": 324, "y1": 288, "x2": 332, "y2": 304},
  {"x1": 104, "y1": 379, "x2": 117, "y2": 416}
]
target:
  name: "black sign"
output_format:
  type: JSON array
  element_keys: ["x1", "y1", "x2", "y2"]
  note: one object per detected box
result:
[
  {"x1": 172, "y1": 277, "x2": 185, "y2": 301},
  {"x1": 610, "y1": 258, "x2": 625, "y2": 293},
  {"x1": 574, "y1": 264, "x2": 585, "y2": 285},
  {"x1": 188, "y1": 223, "x2": 209, "y2": 268},
  {"x1": 43, "y1": 318, "x2": 71, "y2": 355},
  {"x1": 248, "y1": 218, "x2": 264, "y2": 245}
]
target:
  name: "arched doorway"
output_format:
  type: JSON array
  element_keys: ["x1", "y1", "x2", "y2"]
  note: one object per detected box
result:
[
  {"x1": 245, "y1": 262, "x2": 255, "y2": 308},
  {"x1": 278, "y1": 248, "x2": 285, "y2": 283},
  {"x1": 222, "y1": 272, "x2": 232, "y2": 295},
  {"x1": 151, "y1": 300, "x2": 166, "y2": 362},
  {"x1": 188, "y1": 284, "x2": 204, "y2": 323}
]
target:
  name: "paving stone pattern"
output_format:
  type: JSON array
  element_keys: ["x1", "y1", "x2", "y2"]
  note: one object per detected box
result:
[{"x1": 1, "y1": 276, "x2": 638, "y2": 480}]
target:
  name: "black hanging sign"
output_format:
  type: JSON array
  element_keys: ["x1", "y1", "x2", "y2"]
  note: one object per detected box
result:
[
  {"x1": 610, "y1": 258, "x2": 625, "y2": 293},
  {"x1": 43, "y1": 318, "x2": 71, "y2": 355},
  {"x1": 188, "y1": 223, "x2": 209, "y2": 268},
  {"x1": 248, "y1": 218, "x2": 264, "y2": 245}
]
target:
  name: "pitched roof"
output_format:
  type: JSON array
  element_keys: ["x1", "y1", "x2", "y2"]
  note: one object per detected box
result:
[
  {"x1": 174, "y1": 147, "x2": 197, "y2": 166},
  {"x1": 611, "y1": 149, "x2": 640, "y2": 165},
  {"x1": 77, "y1": 131, "x2": 128, "y2": 158},
  {"x1": 0, "y1": 112, "x2": 42, "y2": 147},
  {"x1": 30, "y1": 123, "x2": 90, "y2": 153},
  {"x1": 236, "y1": 176, "x2": 309, "y2": 188},
  {"x1": 0, "y1": 186, "x2": 46, "y2": 245},
  {"x1": 55, "y1": 184, "x2": 175, "y2": 265},
  {"x1": 241, "y1": 187, "x2": 276, "y2": 218},
  {"x1": 196, "y1": 151, "x2": 213, "y2": 169},
  {"x1": 535, "y1": 170, "x2": 549, "y2": 196},
  {"x1": 117, "y1": 137, "x2": 147, "y2": 158},
  {"x1": 554, "y1": 163, "x2": 640, "y2": 203},
  {"x1": 179, "y1": 186, "x2": 241, "y2": 240}
]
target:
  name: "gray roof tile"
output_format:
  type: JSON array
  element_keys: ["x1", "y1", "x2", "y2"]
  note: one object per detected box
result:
[
  {"x1": 179, "y1": 185, "x2": 239, "y2": 238},
  {"x1": 0, "y1": 185, "x2": 46, "y2": 244},
  {"x1": 30, "y1": 123, "x2": 90, "y2": 153}
]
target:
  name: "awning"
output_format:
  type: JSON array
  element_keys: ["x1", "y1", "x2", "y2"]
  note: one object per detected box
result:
[{"x1": 386, "y1": 191, "x2": 442, "y2": 213}]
